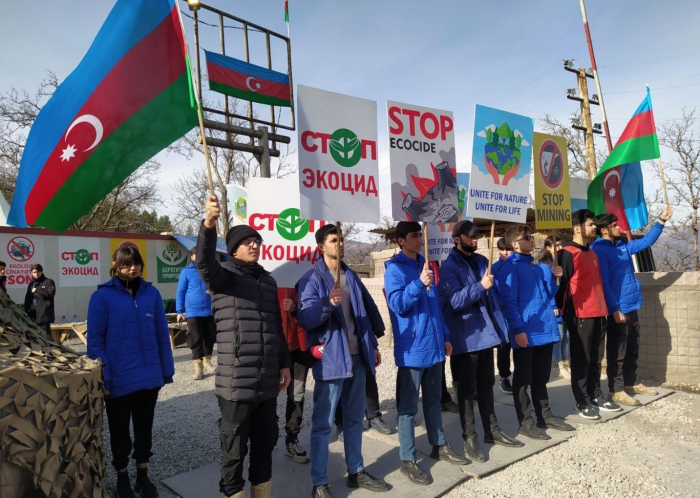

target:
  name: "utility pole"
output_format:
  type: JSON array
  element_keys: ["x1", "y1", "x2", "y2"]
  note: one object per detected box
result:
[{"x1": 564, "y1": 61, "x2": 603, "y2": 180}]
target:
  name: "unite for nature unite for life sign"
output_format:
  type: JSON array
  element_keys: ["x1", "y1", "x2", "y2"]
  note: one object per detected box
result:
[
  {"x1": 247, "y1": 178, "x2": 325, "y2": 288},
  {"x1": 297, "y1": 85, "x2": 380, "y2": 223},
  {"x1": 467, "y1": 105, "x2": 534, "y2": 223},
  {"x1": 387, "y1": 101, "x2": 458, "y2": 223},
  {"x1": 533, "y1": 132, "x2": 572, "y2": 229}
]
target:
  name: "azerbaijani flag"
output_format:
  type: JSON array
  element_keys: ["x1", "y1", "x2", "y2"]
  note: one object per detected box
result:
[
  {"x1": 8, "y1": 0, "x2": 197, "y2": 232},
  {"x1": 285, "y1": 0, "x2": 290, "y2": 22},
  {"x1": 587, "y1": 88, "x2": 659, "y2": 231},
  {"x1": 205, "y1": 51, "x2": 292, "y2": 107}
]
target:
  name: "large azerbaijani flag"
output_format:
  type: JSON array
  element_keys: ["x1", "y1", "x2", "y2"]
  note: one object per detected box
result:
[
  {"x1": 8, "y1": 0, "x2": 197, "y2": 232},
  {"x1": 205, "y1": 51, "x2": 292, "y2": 107},
  {"x1": 587, "y1": 88, "x2": 659, "y2": 231}
]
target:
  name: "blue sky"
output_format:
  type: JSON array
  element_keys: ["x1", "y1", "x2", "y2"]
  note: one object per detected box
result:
[{"x1": 2, "y1": 0, "x2": 699, "y2": 226}]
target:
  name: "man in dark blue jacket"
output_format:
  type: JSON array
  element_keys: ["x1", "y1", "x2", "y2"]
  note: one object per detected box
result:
[
  {"x1": 297, "y1": 224, "x2": 390, "y2": 498},
  {"x1": 592, "y1": 205, "x2": 672, "y2": 406},
  {"x1": 439, "y1": 220, "x2": 522, "y2": 463},
  {"x1": 176, "y1": 247, "x2": 216, "y2": 380},
  {"x1": 496, "y1": 225, "x2": 574, "y2": 440},
  {"x1": 385, "y1": 221, "x2": 467, "y2": 486}
]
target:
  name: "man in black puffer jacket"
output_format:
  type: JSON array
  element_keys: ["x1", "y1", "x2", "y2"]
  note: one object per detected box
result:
[{"x1": 196, "y1": 194, "x2": 292, "y2": 498}]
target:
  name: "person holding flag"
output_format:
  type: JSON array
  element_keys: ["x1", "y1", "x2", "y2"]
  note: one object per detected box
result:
[{"x1": 592, "y1": 206, "x2": 672, "y2": 405}]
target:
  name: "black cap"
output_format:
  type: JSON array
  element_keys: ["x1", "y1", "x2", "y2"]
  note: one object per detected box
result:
[
  {"x1": 226, "y1": 225, "x2": 261, "y2": 255},
  {"x1": 452, "y1": 220, "x2": 481, "y2": 238}
]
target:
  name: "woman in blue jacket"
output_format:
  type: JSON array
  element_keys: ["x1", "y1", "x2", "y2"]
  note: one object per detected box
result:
[{"x1": 87, "y1": 246, "x2": 175, "y2": 498}]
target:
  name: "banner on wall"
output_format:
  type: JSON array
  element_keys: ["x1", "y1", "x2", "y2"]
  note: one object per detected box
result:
[
  {"x1": 387, "y1": 101, "x2": 458, "y2": 222},
  {"x1": 247, "y1": 177, "x2": 324, "y2": 288},
  {"x1": 58, "y1": 237, "x2": 101, "y2": 287},
  {"x1": 155, "y1": 240, "x2": 188, "y2": 284},
  {"x1": 533, "y1": 132, "x2": 571, "y2": 229},
  {"x1": 0, "y1": 234, "x2": 45, "y2": 288},
  {"x1": 427, "y1": 172, "x2": 471, "y2": 261},
  {"x1": 109, "y1": 238, "x2": 148, "y2": 279},
  {"x1": 466, "y1": 105, "x2": 533, "y2": 223},
  {"x1": 297, "y1": 85, "x2": 380, "y2": 223}
]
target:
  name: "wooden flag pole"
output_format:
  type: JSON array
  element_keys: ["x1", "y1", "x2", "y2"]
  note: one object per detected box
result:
[
  {"x1": 554, "y1": 230, "x2": 560, "y2": 286},
  {"x1": 657, "y1": 158, "x2": 670, "y2": 206},
  {"x1": 334, "y1": 222, "x2": 342, "y2": 289},
  {"x1": 423, "y1": 222, "x2": 431, "y2": 290},
  {"x1": 284, "y1": 288, "x2": 290, "y2": 339},
  {"x1": 486, "y1": 220, "x2": 496, "y2": 275}
]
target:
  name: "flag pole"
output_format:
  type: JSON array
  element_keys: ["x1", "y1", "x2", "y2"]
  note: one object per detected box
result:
[
  {"x1": 334, "y1": 222, "x2": 342, "y2": 289},
  {"x1": 486, "y1": 220, "x2": 496, "y2": 275},
  {"x1": 423, "y1": 222, "x2": 431, "y2": 290},
  {"x1": 657, "y1": 158, "x2": 670, "y2": 206}
]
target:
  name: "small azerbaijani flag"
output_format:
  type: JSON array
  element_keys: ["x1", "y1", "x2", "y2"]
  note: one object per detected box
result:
[
  {"x1": 285, "y1": 0, "x2": 290, "y2": 22},
  {"x1": 205, "y1": 51, "x2": 292, "y2": 107},
  {"x1": 587, "y1": 88, "x2": 659, "y2": 231}
]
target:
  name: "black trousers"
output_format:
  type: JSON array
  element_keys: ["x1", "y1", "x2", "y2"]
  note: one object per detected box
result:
[
  {"x1": 452, "y1": 349, "x2": 499, "y2": 438},
  {"x1": 285, "y1": 350, "x2": 313, "y2": 439},
  {"x1": 334, "y1": 369, "x2": 380, "y2": 426},
  {"x1": 219, "y1": 397, "x2": 278, "y2": 496},
  {"x1": 497, "y1": 342, "x2": 512, "y2": 379},
  {"x1": 105, "y1": 388, "x2": 160, "y2": 470},
  {"x1": 186, "y1": 316, "x2": 217, "y2": 360},
  {"x1": 565, "y1": 314, "x2": 607, "y2": 405},
  {"x1": 512, "y1": 344, "x2": 554, "y2": 426},
  {"x1": 607, "y1": 310, "x2": 640, "y2": 392}
]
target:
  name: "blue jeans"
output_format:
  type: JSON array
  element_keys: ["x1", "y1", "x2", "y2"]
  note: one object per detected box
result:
[
  {"x1": 553, "y1": 322, "x2": 570, "y2": 363},
  {"x1": 310, "y1": 354, "x2": 366, "y2": 486},
  {"x1": 396, "y1": 363, "x2": 446, "y2": 461}
]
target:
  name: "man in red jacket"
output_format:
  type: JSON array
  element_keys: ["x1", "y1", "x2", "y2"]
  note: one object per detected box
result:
[{"x1": 556, "y1": 209, "x2": 621, "y2": 420}]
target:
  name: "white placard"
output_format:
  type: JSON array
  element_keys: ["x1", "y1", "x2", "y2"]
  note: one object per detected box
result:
[
  {"x1": 297, "y1": 85, "x2": 379, "y2": 223},
  {"x1": 58, "y1": 237, "x2": 101, "y2": 287},
  {"x1": 0, "y1": 233, "x2": 46, "y2": 288}
]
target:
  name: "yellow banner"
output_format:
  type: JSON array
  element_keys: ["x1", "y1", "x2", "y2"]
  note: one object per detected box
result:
[
  {"x1": 533, "y1": 133, "x2": 571, "y2": 229},
  {"x1": 109, "y1": 238, "x2": 148, "y2": 279}
]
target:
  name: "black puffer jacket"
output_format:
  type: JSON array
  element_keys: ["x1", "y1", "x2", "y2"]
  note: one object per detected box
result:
[{"x1": 196, "y1": 223, "x2": 291, "y2": 402}]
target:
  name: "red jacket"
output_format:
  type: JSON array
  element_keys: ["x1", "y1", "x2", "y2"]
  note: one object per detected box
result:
[
  {"x1": 556, "y1": 242, "x2": 608, "y2": 319},
  {"x1": 278, "y1": 287, "x2": 308, "y2": 352}
]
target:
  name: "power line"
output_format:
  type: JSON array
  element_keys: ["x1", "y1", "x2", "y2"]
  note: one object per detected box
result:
[{"x1": 607, "y1": 83, "x2": 700, "y2": 95}]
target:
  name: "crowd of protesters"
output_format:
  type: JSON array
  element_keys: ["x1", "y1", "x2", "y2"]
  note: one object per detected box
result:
[{"x1": 71, "y1": 194, "x2": 672, "y2": 498}]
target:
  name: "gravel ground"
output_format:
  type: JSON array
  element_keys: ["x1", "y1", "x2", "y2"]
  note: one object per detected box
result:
[{"x1": 67, "y1": 338, "x2": 700, "y2": 498}]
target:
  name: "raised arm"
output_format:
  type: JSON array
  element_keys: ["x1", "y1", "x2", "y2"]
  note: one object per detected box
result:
[
  {"x1": 439, "y1": 262, "x2": 487, "y2": 312},
  {"x1": 195, "y1": 194, "x2": 228, "y2": 293},
  {"x1": 297, "y1": 274, "x2": 335, "y2": 332}
]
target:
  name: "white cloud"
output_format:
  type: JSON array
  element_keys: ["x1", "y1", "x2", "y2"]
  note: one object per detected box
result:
[
  {"x1": 486, "y1": 124, "x2": 496, "y2": 132},
  {"x1": 476, "y1": 130, "x2": 486, "y2": 137},
  {"x1": 521, "y1": 139, "x2": 530, "y2": 146}
]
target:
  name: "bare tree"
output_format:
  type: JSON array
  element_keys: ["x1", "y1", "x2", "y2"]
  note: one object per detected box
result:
[
  {"x1": 0, "y1": 72, "x2": 164, "y2": 231},
  {"x1": 169, "y1": 101, "x2": 295, "y2": 234},
  {"x1": 342, "y1": 215, "x2": 396, "y2": 265}
]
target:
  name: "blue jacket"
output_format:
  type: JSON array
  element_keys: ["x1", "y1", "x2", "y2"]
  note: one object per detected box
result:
[
  {"x1": 496, "y1": 253, "x2": 560, "y2": 348},
  {"x1": 87, "y1": 277, "x2": 175, "y2": 399},
  {"x1": 591, "y1": 222, "x2": 664, "y2": 314},
  {"x1": 439, "y1": 249, "x2": 509, "y2": 354},
  {"x1": 297, "y1": 259, "x2": 383, "y2": 381},
  {"x1": 384, "y1": 252, "x2": 449, "y2": 368},
  {"x1": 175, "y1": 262, "x2": 212, "y2": 317},
  {"x1": 538, "y1": 262, "x2": 562, "y2": 323}
]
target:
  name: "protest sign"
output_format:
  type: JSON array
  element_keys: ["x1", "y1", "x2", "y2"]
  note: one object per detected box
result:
[
  {"x1": 0, "y1": 234, "x2": 45, "y2": 288},
  {"x1": 297, "y1": 85, "x2": 379, "y2": 223},
  {"x1": 467, "y1": 105, "x2": 533, "y2": 223},
  {"x1": 387, "y1": 101, "x2": 457, "y2": 222},
  {"x1": 247, "y1": 177, "x2": 324, "y2": 287},
  {"x1": 226, "y1": 184, "x2": 248, "y2": 226},
  {"x1": 110, "y1": 238, "x2": 148, "y2": 279},
  {"x1": 533, "y1": 133, "x2": 571, "y2": 229},
  {"x1": 155, "y1": 240, "x2": 188, "y2": 284},
  {"x1": 427, "y1": 172, "x2": 471, "y2": 261},
  {"x1": 58, "y1": 237, "x2": 101, "y2": 287}
]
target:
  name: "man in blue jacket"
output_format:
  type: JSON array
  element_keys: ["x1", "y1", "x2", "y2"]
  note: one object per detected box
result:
[
  {"x1": 385, "y1": 221, "x2": 467, "y2": 486},
  {"x1": 592, "y1": 205, "x2": 672, "y2": 406},
  {"x1": 439, "y1": 220, "x2": 522, "y2": 463},
  {"x1": 496, "y1": 225, "x2": 574, "y2": 440},
  {"x1": 176, "y1": 247, "x2": 216, "y2": 380},
  {"x1": 297, "y1": 224, "x2": 390, "y2": 498}
]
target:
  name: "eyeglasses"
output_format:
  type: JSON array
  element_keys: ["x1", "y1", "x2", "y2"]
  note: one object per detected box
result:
[
  {"x1": 241, "y1": 237, "x2": 263, "y2": 247},
  {"x1": 513, "y1": 235, "x2": 534, "y2": 243}
]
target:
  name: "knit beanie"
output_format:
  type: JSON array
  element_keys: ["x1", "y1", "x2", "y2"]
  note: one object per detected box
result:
[{"x1": 226, "y1": 225, "x2": 261, "y2": 255}]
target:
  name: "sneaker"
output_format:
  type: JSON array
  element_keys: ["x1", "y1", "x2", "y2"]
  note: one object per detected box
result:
[
  {"x1": 574, "y1": 403, "x2": 600, "y2": 420},
  {"x1": 441, "y1": 400, "x2": 459, "y2": 413},
  {"x1": 557, "y1": 362, "x2": 571, "y2": 380},
  {"x1": 625, "y1": 383, "x2": 658, "y2": 396},
  {"x1": 346, "y1": 470, "x2": 391, "y2": 492},
  {"x1": 591, "y1": 396, "x2": 622, "y2": 412},
  {"x1": 285, "y1": 437, "x2": 310, "y2": 464},
  {"x1": 499, "y1": 378, "x2": 513, "y2": 394},
  {"x1": 400, "y1": 460, "x2": 430, "y2": 486},
  {"x1": 311, "y1": 484, "x2": 334, "y2": 498},
  {"x1": 203, "y1": 356, "x2": 216, "y2": 374},
  {"x1": 368, "y1": 415, "x2": 396, "y2": 435},
  {"x1": 193, "y1": 360, "x2": 203, "y2": 381},
  {"x1": 611, "y1": 391, "x2": 641, "y2": 407},
  {"x1": 336, "y1": 425, "x2": 344, "y2": 442}
]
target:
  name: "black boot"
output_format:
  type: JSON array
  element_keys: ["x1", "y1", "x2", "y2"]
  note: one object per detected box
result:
[
  {"x1": 464, "y1": 435, "x2": 486, "y2": 462},
  {"x1": 400, "y1": 461, "x2": 430, "y2": 486},
  {"x1": 311, "y1": 484, "x2": 334, "y2": 497},
  {"x1": 484, "y1": 429, "x2": 524, "y2": 447},
  {"x1": 116, "y1": 471, "x2": 136, "y2": 498},
  {"x1": 134, "y1": 467, "x2": 159, "y2": 498},
  {"x1": 430, "y1": 444, "x2": 469, "y2": 466}
]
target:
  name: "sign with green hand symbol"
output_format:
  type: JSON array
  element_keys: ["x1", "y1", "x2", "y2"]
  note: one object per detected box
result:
[{"x1": 59, "y1": 237, "x2": 101, "y2": 287}]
